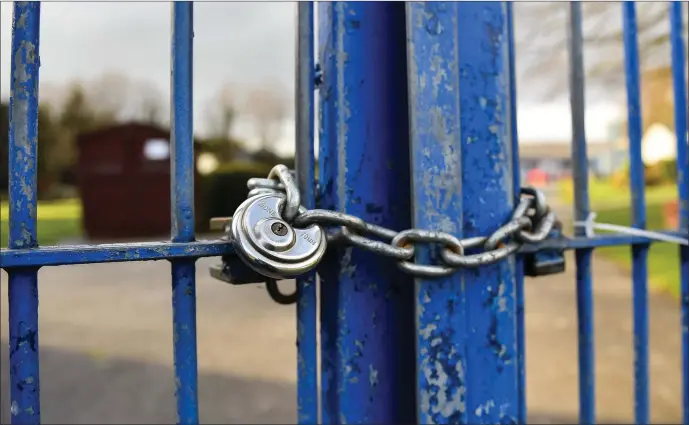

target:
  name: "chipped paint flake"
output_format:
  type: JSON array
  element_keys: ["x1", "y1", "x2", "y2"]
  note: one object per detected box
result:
[{"x1": 409, "y1": 2, "x2": 519, "y2": 424}]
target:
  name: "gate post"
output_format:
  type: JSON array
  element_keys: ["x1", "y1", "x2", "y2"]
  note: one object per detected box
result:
[
  {"x1": 317, "y1": 3, "x2": 416, "y2": 423},
  {"x1": 406, "y1": 3, "x2": 519, "y2": 423}
]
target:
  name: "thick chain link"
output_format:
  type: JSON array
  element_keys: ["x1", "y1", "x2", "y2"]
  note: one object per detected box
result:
[{"x1": 244, "y1": 165, "x2": 557, "y2": 279}]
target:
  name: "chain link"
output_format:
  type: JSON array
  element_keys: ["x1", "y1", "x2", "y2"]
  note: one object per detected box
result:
[{"x1": 241, "y1": 165, "x2": 558, "y2": 280}]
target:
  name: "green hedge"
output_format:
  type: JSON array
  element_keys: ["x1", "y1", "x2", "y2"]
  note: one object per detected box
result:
[
  {"x1": 199, "y1": 161, "x2": 276, "y2": 231},
  {"x1": 609, "y1": 158, "x2": 678, "y2": 188}
]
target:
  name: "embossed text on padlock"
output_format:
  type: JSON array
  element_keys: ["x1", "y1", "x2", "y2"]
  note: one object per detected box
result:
[{"x1": 230, "y1": 192, "x2": 327, "y2": 279}]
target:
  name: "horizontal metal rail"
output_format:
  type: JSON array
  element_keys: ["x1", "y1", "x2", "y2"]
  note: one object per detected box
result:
[
  {"x1": 0, "y1": 240, "x2": 231, "y2": 268},
  {"x1": 2, "y1": 232, "x2": 685, "y2": 269}
]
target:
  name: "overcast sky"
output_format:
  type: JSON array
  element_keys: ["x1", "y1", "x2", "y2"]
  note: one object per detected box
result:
[{"x1": 1, "y1": 2, "x2": 624, "y2": 156}]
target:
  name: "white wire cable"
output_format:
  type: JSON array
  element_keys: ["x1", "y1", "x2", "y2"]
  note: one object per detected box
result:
[{"x1": 573, "y1": 212, "x2": 689, "y2": 246}]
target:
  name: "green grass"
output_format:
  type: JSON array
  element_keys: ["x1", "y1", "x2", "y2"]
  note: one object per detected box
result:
[
  {"x1": 595, "y1": 203, "x2": 681, "y2": 298},
  {"x1": 0, "y1": 198, "x2": 83, "y2": 247},
  {"x1": 557, "y1": 178, "x2": 681, "y2": 297},
  {"x1": 557, "y1": 178, "x2": 677, "y2": 209}
]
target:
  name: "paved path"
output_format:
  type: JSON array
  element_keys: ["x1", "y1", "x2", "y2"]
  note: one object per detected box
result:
[
  {"x1": 526, "y1": 187, "x2": 682, "y2": 424},
  {"x1": 1, "y1": 259, "x2": 299, "y2": 424},
  {"x1": 0, "y1": 198, "x2": 683, "y2": 423},
  {"x1": 524, "y1": 251, "x2": 682, "y2": 424}
]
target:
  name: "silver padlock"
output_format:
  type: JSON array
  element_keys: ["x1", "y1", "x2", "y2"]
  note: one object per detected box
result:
[{"x1": 230, "y1": 192, "x2": 327, "y2": 279}]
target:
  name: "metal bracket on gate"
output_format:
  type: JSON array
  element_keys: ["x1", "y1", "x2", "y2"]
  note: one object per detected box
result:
[
  {"x1": 209, "y1": 254, "x2": 299, "y2": 305},
  {"x1": 208, "y1": 215, "x2": 302, "y2": 306},
  {"x1": 208, "y1": 217, "x2": 266, "y2": 285},
  {"x1": 522, "y1": 220, "x2": 566, "y2": 277},
  {"x1": 209, "y1": 255, "x2": 266, "y2": 285}
]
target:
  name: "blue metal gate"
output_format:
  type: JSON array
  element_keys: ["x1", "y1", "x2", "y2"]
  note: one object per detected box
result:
[{"x1": 1, "y1": 2, "x2": 687, "y2": 424}]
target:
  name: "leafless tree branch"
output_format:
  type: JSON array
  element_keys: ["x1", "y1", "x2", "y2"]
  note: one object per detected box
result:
[
  {"x1": 245, "y1": 81, "x2": 289, "y2": 152},
  {"x1": 205, "y1": 83, "x2": 242, "y2": 141},
  {"x1": 515, "y1": 2, "x2": 687, "y2": 102}
]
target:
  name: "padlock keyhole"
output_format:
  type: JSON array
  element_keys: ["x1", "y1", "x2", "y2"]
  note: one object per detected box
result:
[{"x1": 271, "y1": 222, "x2": 289, "y2": 237}]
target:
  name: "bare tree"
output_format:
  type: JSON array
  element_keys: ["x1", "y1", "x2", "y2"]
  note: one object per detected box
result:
[
  {"x1": 245, "y1": 81, "x2": 289, "y2": 151},
  {"x1": 134, "y1": 81, "x2": 165, "y2": 126},
  {"x1": 38, "y1": 81, "x2": 69, "y2": 113},
  {"x1": 205, "y1": 83, "x2": 241, "y2": 140},
  {"x1": 202, "y1": 83, "x2": 244, "y2": 161},
  {"x1": 640, "y1": 66, "x2": 676, "y2": 132},
  {"x1": 49, "y1": 82, "x2": 103, "y2": 177},
  {"x1": 83, "y1": 72, "x2": 131, "y2": 121},
  {"x1": 515, "y1": 2, "x2": 688, "y2": 101}
]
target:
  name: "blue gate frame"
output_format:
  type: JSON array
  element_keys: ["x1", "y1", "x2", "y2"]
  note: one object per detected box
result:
[{"x1": 1, "y1": 2, "x2": 687, "y2": 425}]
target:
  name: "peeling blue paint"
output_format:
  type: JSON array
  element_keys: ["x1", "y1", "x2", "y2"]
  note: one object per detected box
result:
[
  {"x1": 505, "y1": 3, "x2": 527, "y2": 423},
  {"x1": 0, "y1": 240, "x2": 231, "y2": 269},
  {"x1": 456, "y1": 5, "x2": 518, "y2": 423},
  {"x1": 9, "y1": 3, "x2": 39, "y2": 251},
  {"x1": 318, "y1": 3, "x2": 416, "y2": 423},
  {"x1": 406, "y1": 3, "x2": 466, "y2": 424},
  {"x1": 171, "y1": 258, "x2": 198, "y2": 424},
  {"x1": 169, "y1": 4, "x2": 199, "y2": 424},
  {"x1": 4, "y1": 2, "x2": 686, "y2": 424},
  {"x1": 7, "y1": 3, "x2": 42, "y2": 423},
  {"x1": 407, "y1": 2, "x2": 518, "y2": 424}
]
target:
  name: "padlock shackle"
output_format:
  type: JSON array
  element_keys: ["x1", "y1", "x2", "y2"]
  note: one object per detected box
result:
[{"x1": 267, "y1": 164, "x2": 301, "y2": 222}]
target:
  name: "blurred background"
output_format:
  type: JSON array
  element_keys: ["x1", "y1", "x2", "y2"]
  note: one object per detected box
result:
[{"x1": 0, "y1": 2, "x2": 687, "y2": 423}]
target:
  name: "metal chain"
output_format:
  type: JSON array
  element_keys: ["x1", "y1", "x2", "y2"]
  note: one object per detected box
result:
[{"x1": 245, "y1": 165, "x2": 557, "y2": 280}]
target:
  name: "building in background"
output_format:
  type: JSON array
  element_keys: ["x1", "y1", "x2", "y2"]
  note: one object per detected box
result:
[
  {"x1": 606, "y1": 66, "x2": 687, "y2": 167},
  {"x1": 76, "y1": 122, "x2": 205, "y2": 240},
  {"x1": 519, "y1": 141, "x2": 614, "y2": 185}
]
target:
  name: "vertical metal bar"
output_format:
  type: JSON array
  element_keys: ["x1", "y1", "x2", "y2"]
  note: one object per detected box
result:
[
  {"x1": 295, "y1": 2, "x2": 318, "y2": 423},
  {"x1": 622, "y1": 4, "x2": 650, "y2": 423},
  {"x1": 669, "y1": 3, "x2": 689, "y2": 424},
  {"x1": 316, "y1": 7, "x2": 332, "y2": 421},
  {"x1": 7, "y1": 2, "x2": 41, "y2": 423},
  {"x1": 316, "y1": 6, "x2": 335, "y2": 421},
  {"x1": 170, "y1": 3, "x2": 198, "y2": 424},
  {"x1": 317, "y1": 3, "x2": 416, "y2": 423},
  {"x1": 506, "y1": 3, "x2": 527, "y2": 422},
  {"x1": 407, "y1": 2, "x2": 520, "y2": 423},
  {"x1": 405, "y1": 3, "x2": 465, "y2": 423},
  {"x1": 568, "y1": 3, "x2": 596, "y2": 424},
  {"x1": 457, "y1": 3, "x2": 519, "y2": 422}
]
